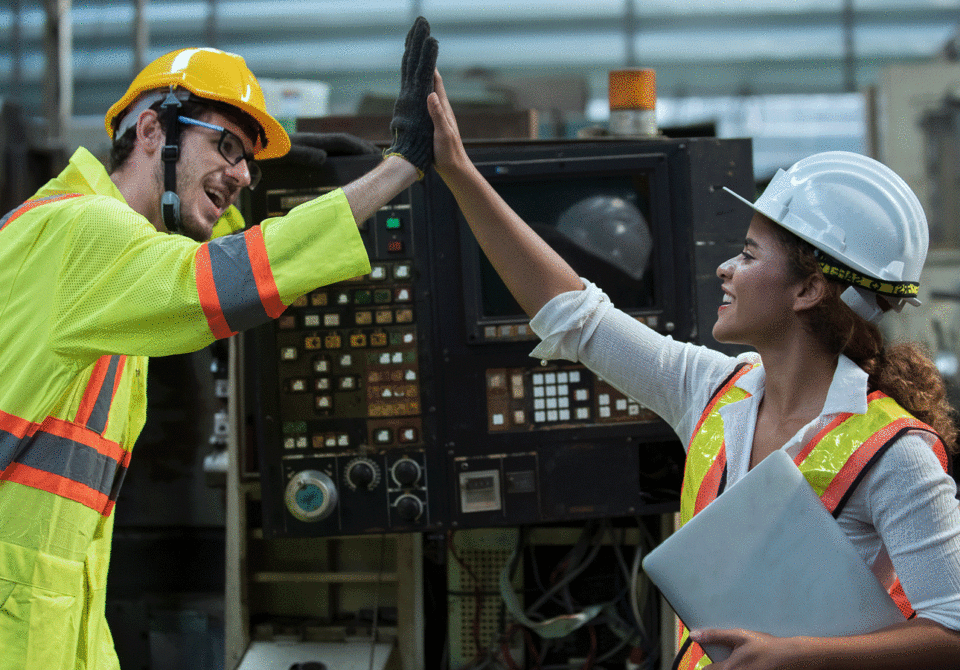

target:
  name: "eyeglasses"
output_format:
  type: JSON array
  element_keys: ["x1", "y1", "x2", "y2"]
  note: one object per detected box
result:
[{"x1": 178, "y1": 116, "x2": 261, "y2": 190}]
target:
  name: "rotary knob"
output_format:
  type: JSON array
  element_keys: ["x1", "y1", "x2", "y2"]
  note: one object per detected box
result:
[
  {"x1": 391, "y1": 457, "x2": 421, "y2": 487},
  {"x1": 284, "y1": 470, "x2": 338, "y2": 522},
  {"x1": 345, "y1": 457, "x2": 381, "y2": 491},
  {"x1": 394, "y1": 493, "x2": 424, "y2": 522}
]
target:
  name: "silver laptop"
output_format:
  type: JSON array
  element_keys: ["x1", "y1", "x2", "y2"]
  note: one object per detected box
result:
[{"x1": 642, "y1": 449, "x2": 904, "y2": 663}]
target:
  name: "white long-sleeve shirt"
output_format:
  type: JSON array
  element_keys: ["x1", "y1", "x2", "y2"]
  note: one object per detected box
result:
[{"x1": 529, "y1": 279, "x2": 960, "y2": 631}]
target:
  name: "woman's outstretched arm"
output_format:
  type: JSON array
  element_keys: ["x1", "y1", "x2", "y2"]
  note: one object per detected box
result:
[{"x1": 427, "y1": 70, "x2": 584, "y2": 317}]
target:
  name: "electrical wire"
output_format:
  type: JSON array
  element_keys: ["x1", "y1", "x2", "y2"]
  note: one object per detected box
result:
[
  {"x1": 630, "y1": 519, "x2": 659, "y2": 647},
  {"x1": 461, "y1": 518, "x2": 663, "y2": 670},
  {"x1": 526, "y1": 522, "x2": 606, "y2": 618},
  {"x1": 501, "y1": 623, "x2": 543, "y2": 670},
  {"x1": 629, "y1": 538, "x2": 646, "y2": 641}
]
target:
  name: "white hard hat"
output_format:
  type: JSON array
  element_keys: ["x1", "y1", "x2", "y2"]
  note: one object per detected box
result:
[{"x1": 723, "y1": 151, "x2": 928, "y2": 323}]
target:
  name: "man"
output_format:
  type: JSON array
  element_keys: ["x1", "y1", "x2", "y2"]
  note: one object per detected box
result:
[{"x1": 0, "y1": 17, "x2": 437, "y2": 670}]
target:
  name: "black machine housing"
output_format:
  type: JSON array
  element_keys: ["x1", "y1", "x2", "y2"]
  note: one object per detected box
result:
[{"x1": 246, "y1": 137, "x2": 754, "y2": 538}]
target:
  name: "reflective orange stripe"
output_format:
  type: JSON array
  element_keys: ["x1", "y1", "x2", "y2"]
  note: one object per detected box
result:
[
  {"x1": 0, "y1": 359, "x2": 131, "y2": 516},
  {"x1": 75, "y1": 355, "x2": 125, "y2": 430},
  {"x1": 794, "y1": 412, "x2": 851, "y2": 463},
  {"x1": 0, "y1": 193, "x2": 82, "y2": 232},
  {"x1": 195, "y1": 226, "x2": 287, "y2": 339},
  {"x1": 195, "y1": 243, "x2": 236, "y2": 339},
  {"x1": 676, "y1": 374, "x2": 948, "y2": 665},
  {"x1": 694, "y1": 444, "x2": 727, "y2": 517},
  {"x1": 687, "y1": 645, "x2": 706, "y2": 669},
  {"x1": 680, "y1": 364, "x2": 754, "y2": 525},
  {"x1": 0, "y1": 408, "x2": 35, "y2": 439},
  {"x1": 2, "y1": 461, "x2": 113, "y2": 514},
  {"x1": 821, "y1": 417, "x2": 927, "y2": 513},
  {"x1": 245, "y1": 225, "x2": 285, "y2": 318},
  {"x1": 689, "y1": 365, "x2": 750, "y2": 440},
  {"x1": 40, "y1": 415, "x2": 129, "y2": 465},
  {"x1": 674, "y1": 633, "x2": 707, "y2": 670},
  {"x1": 888, "y1": 581, "x2": 915, "y2": 619},
  {"x1": 675, "y1": 364, "x2": 755, "y2": 670}
]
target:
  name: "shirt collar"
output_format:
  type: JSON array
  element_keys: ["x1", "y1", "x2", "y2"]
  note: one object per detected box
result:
[
  {"x1": 733, "y1": 353, "x2": 869, "y2": 416},
  {"x1": 34, "y1": 147, "x2": 127, "y2": 203}
]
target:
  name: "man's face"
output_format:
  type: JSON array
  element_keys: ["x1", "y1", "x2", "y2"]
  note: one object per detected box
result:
[{"x1": 167, "y1": 110, "x2": 256, "y2": 242}]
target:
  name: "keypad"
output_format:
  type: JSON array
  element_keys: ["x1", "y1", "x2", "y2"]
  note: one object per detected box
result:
[
  {"x1": 275, "y1": 259, "x2": 422, "y2": 451},
  {"x1": 485, "y1": 366, "x2": 658, "y2": 432}
]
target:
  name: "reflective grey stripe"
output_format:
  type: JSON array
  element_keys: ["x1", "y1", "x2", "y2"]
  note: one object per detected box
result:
[
  {"x1": 0, "y1": 431, "x2": 21, "y2": 471},
  {"x1": 16, "y1": 430, "x2": 120, "y2": 497},
  {"x1": 84, "y1": 355, "x2": 123, "y2": 433},
  {"x1": 208, "y1": 233, "x2": 271, "y2": 332}
]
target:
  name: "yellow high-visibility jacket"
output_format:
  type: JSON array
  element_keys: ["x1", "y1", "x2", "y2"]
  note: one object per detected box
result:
[
  {"x1": 0, "y1": 147, "x2": 370, "y2": 669},
  {"x1": 673, "y1": 364, "x2": 949, "y2": 670}
]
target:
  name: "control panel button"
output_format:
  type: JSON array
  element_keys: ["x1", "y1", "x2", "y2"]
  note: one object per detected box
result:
[
  {"x1": 345, "y1": 457, "x2": 380, "y2": 491},
  {"x1": 394, "y1": 493, "x2": 423, "y2": 522},
  {"x1": 392, "y1": 458, "x2": 421, "y2": 486},
  {"x1": 284, "y1": 470, "x2": 338, "y2": 522}
]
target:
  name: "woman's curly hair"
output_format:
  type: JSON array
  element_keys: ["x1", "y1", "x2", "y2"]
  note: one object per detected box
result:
[{"x1": 770, "y1": 222, "x2": 958, "y2": 454}]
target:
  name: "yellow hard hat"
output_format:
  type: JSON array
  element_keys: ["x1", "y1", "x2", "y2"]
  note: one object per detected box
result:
[{"x1": 104, "y1": 47, "x2": 290, "y2": 160}]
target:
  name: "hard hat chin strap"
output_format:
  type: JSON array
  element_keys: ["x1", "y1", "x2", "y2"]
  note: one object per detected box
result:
[
  {"x1": 159, "y1": 87, "x2": 183, "y2": 234},
  {"x1": 840, "y1": 285, "x2": 885, "y2": 324}
]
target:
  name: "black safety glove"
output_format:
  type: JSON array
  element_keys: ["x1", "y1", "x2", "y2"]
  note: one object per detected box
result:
[{"x1": 384, "y1": 16, "x2": 439, "y2": 179}]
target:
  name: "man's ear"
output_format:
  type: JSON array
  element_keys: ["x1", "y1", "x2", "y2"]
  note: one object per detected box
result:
[
  {"x1": 135, "y1": 109, "x2": 165, "y2": 155},
  {"x1": 793, "y1": 272, "x2": 828, "y2": 313}
]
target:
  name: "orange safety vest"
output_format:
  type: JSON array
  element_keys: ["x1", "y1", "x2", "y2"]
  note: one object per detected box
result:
[{"x1": 672, "y1": 363, "x2": 950, "y2": 670}]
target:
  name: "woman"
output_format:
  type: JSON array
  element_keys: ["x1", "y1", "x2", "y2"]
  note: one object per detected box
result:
[{"x1": 426, "y1": 71, "x2": 960, "y2": 669}]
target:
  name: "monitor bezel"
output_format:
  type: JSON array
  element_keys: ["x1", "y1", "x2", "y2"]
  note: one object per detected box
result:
[{"x1": 457, "y1": 151, "x2": 677, "y2": 344}]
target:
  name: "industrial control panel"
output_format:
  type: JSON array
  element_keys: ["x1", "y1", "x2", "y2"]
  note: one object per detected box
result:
[
  {"x1": 247, "y1": 138, "x2": 754, "y2": 537},
  {"x1": 247, "y1": 155, "x2": 440, "y2": 538}
]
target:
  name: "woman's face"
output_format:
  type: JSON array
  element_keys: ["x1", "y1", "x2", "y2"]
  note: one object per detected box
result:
[{"x1": 712, "y1": 214, "x2": 805, "y2": 348}]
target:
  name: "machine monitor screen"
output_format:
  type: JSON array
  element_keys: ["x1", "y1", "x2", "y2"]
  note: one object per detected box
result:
[{"x1": 460, "y1": 152, "x2": 672, "y2": 342}]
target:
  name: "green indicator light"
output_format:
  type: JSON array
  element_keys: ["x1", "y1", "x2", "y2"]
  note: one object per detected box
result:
[
  {"x1": 282, "y1": 421, "x2": 307, "y2": 434},
  {"x1": 386, "y1": 216, "x2": 402, "y2": 230}
]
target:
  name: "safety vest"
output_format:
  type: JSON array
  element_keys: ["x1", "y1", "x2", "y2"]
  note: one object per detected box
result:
[
  {"x1": 672, "y1": 363, "x2": 950, "y2": 670},
  {"x1": 0, "y1": 149, "x2": 368, "y2": 670}
]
